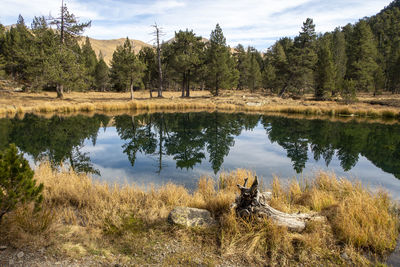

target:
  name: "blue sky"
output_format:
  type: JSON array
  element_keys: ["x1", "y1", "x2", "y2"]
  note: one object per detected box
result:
[{"x1": 0, "y1": 0, "x2": 392, "y2": 50}]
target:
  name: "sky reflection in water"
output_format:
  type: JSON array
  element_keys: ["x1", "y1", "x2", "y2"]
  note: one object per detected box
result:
[{"x1": 83, "y1": 122, "x2": 400, "y2": 196}]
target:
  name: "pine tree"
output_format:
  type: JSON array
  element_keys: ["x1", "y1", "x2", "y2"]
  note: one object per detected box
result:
[
  {"x1": 234, "y1": 44, "x2": 249, "y2": 90},
  {"x1": 0, "y1": 23, "x2": 5, "y2": 78},
  {"x1": 81, "y1": 37, "x2": 98, "y2": 89},
  {"x1": 138, "y1": 46, "x2": 158, "y2": 97},
  {"x1": 43, "y1": 46, "x2": 87, "y2": 94},
  {"x1": 159, "y1": 42, "x2": 174, "y2": 91},
  {"x1": 110, "y1": 37, "x2": 146, "y2": 100},
  {"x1": 28, "y1": 16, "x2": 57, "y2": 91},
  {"x1": 368, "y1": 1, "x2": 400, "y2": 93},
  {"x1": 169, "y1": 29, "x2": 204, "y2": 97},
  {"x1": 246, "y1": 47, "x2": 262, "y2": 92},
  {"x1": 0, "y1": 144, "x2": 43, "y2": 223},
  {"x1": 284, "y1": 18, "x2": 318, "y2": 96},
  {"x1": 2, "y1": 15, "x2": 35, "y2": 83},
  {"x1": 373, "y1": 65, "x2": 385, "y2": 95},
  {"x1": 261, "y1": 51, "x2": 277, "y2": 92},
  {"x1": 387, "y1": 47, "x2": 400, "y2": 93},
  {"x1": 315, "y1": 35, "x2": 335, "y2": 100},
  {"x1": 270, "y1": 38, "x2": 292, "y2": 94},
  {"x1": 0, "y1": 22, "x2": 5, "y2": 54},
  {"x1": 47, "y1": 1, "x2": 91, "y2": 98},
  {"x1": 94, "y1": 52, "x2": 109, "y2": 91},
  {"x1": 347, "y1": 20, "x2": 379, "y2": 92},
  {"x1": 205, "y1": 24, "x2": 238, "y2": 96},
  {"x1": 332, "y1": 28, "x2": 347, "y2": 95},
  {"x1": 0, "y1": 55, "x2": 5, "y2": 79}
]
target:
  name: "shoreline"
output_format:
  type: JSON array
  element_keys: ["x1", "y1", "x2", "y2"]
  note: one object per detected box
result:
[
  {"x1": 1, "y1": 90, "x2": 400, "y2": 120},
  {"x1": 4, "y1": 106, "x2": 400, "y2": 126}
]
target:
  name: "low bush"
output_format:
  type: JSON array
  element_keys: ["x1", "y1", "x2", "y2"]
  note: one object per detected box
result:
[{"x1": 0, "y1": 144, "x2": 43, "y2": 223}]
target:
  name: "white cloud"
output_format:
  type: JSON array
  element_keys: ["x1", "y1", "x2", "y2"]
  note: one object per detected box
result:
[{"x1": 0, "y1": 0, "x2": 392, "y2": 50}]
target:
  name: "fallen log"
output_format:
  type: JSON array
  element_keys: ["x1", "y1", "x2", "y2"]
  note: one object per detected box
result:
[{"x1": 232, "y1": 176, "x2": 325, "y2": 232}]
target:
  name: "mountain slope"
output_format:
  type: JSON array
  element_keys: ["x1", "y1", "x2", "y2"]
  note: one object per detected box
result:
[{"x1": 78, "y1": 37, "x2": 152, "y2": 65}]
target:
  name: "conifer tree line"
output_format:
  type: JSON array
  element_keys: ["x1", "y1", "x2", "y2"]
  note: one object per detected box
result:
[{"x1": 0, "y1": 0, "x2": 400, "y2": 99}]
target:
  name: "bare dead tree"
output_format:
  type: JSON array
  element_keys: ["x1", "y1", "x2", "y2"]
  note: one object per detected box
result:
[
  {"x1": 60, "y1": 0, "x2": 65, "y2": 43},
  {"x1": 151, "y1": 23, "x2": 164, "y2": 98}
]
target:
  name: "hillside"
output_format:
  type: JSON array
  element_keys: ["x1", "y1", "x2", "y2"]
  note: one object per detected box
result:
[{"x1": 78, "y1": 37, "x2": 152, "y2": 65}]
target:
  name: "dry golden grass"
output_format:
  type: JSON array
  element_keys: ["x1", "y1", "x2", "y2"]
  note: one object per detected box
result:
[
  {"x1": 0, "y1": 164, "x2": 398, "y2": 265},
  {"x1": 268, "y1": 173, "x2": 399, "y2": 255},
  {"x1": 1, "y1": 90, "x2": 400, "y2": 122}
]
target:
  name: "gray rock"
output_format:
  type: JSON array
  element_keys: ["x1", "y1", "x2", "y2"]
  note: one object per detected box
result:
[
  {"x1": 0, "y1": 245, "x2": 7, "y2": 251},
  {"x1": 168, "y1": 207, "x2": 217, "y2": 227},
  {"x1": 17, "y1": 251, "x2": 24, "y2": 259},
  {"x1": 341, "y1": 252, "x2": 349, "y2": 260}
]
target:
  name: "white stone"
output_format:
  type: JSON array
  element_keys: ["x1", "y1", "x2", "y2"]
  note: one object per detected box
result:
[{"x1": 246, "y1": 102, "x2": 261, "y2": 107}]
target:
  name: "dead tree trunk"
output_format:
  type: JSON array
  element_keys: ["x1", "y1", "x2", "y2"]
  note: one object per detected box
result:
[
  {"x1": 181, "y1": 73, "x2": 185, "y2": 97},
  {"x1": 233, "y1": 176, "x2": 324, "y2": 232},
  {"x1": 152, "y1": 24, "x2": 163, "y2": 98},
  {"x1": 186, "y1": 70, "x2": 190, "y2": 97},
  {"x1": 130, "y1": 82, "x2": 134, "y2": 101},
  {"x1": 56, "y1": 84, "x2": 64, "y2": 99}
]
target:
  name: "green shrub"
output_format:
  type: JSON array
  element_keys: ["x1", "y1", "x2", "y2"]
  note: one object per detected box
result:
[{"x1": 0, "y1": 144, "x2": 43, "y2": 222}]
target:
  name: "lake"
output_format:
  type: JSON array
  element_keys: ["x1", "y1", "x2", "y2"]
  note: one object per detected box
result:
[{"x1": 1, "y1": 112, "x2": 400, "y2": 197}]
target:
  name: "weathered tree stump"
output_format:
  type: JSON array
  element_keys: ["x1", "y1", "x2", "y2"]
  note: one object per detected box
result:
[{"x1": 232, "y1": 176, "x2": 324, "y2": 232}]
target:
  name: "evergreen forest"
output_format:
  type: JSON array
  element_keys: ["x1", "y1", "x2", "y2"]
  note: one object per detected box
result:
[{"x1": 1, "y1": 0, "x2": 400, "y2": 100}]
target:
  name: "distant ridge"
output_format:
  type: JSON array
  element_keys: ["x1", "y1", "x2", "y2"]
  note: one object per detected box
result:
[{"x1": 78, "y1": 37, "x2": 152, "y2": 65}]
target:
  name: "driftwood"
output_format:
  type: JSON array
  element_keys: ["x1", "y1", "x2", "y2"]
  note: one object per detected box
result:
[{"x1": 232, "y1": 176, "x2": 324, "y2": 232}]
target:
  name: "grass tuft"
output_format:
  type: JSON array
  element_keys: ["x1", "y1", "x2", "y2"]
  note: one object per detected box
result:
[{"x1": 0, "y1": 164, "x2": 397, "y2": 265}]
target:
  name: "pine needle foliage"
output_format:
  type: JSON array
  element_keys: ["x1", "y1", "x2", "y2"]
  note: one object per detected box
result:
[{"x1": 0, "y1": 144, "x2": 43, "y2": 223}]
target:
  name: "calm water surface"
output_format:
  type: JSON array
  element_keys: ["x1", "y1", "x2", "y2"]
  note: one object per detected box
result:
[{"x1": 1, "y1": 112, "x2": 400, "y2": 197}]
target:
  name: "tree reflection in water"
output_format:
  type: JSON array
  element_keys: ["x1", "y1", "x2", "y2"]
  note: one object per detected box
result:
[{"x1": 1, "y1": 112, "x2": 400, "y2": 179}]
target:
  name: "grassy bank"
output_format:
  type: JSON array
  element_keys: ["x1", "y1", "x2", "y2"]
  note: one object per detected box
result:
[
  {"x1": 0, "y1": 163, "x2": 398, "y2": 266},
  {"x1": 1, "y1": 90, "x2": 400, "y2": 120}
]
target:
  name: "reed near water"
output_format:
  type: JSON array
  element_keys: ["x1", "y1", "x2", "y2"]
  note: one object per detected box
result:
[
  {"x1": 1, "y1": 90, "x2": 400, "y2": 121},
  {"x1": 0, "y1": 162, "x2": 398, "y2": 266}
]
